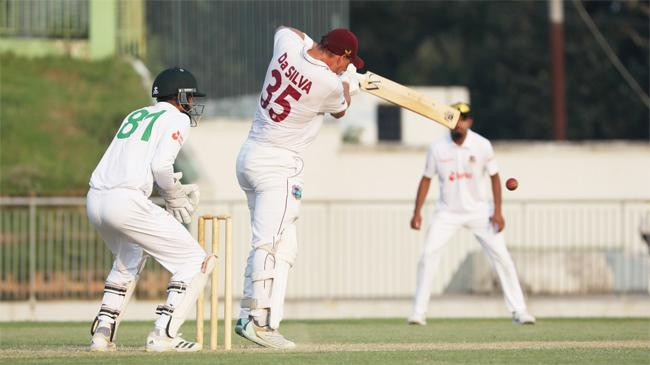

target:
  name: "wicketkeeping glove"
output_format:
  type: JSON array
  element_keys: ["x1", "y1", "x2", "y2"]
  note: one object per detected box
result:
[
  {"x1": 182, "y1": 183, "x2": 200, "y2": 211},
  {"x1": 165, "y1": 194, "x2": 194, "y2": 224},
  {"x1": 158, "y1": 172, "x2": 199, "y2": 225}
]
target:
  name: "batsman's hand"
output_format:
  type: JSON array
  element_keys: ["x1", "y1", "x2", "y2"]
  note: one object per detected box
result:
[
  {"x1": 340, "y1": 64, "x2": 361, "y2": 96},
  {"x1": 410, "y1": 213, "x2": 422, "y2": 230}
]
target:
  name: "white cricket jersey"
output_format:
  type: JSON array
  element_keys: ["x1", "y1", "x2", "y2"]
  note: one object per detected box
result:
[
  {"x1": 89, "y1": 102, "x2": 190, "y2": 197},
  {"x1": 247, "y1": 28, "x2": 348, "y2": 154},
  {"x1": 423, "y1": 130, "x2": 499, "y2": 213}
]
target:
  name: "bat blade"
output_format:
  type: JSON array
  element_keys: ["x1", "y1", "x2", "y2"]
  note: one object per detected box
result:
[{"x1": 356, "y1": 72, "x2": 460, "y2": 129}]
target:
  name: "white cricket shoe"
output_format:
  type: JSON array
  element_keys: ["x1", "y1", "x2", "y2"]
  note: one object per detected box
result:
[
  {"x1": 407, "y1": 315, "x2": 427, "y2": 326},
  {"x1": 145, "y1": 328, "x2": 202, "y2": 352},
  {"x1": 238, "y1": 318, "x2": 296, "y2": 349},
  {"x1": 90, "y1": 326, "x2": 116, "y2": 352},
  {"x1": 512, "y1": 311, "x2": 536, "y2": 325}
]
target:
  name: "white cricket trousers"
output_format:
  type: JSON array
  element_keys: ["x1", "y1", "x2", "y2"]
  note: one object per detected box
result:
[
  {"x1": 87, "y1": 188, "x2": 207, "y2": 284},
  {"x1": 235, "y1": 140, "x2": 302, "y2": 327},
  {"x1": 411, "y1": 210, "x2": 527, "y2": 318}
]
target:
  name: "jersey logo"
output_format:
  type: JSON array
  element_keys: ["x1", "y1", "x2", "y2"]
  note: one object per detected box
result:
[
  {"x1": 291, "y1": 185, "x2": 303, "y2": 200},
  {"x1": 448, "y1": 171, "x2": 473, "y2": 181},
  {"x1": 469, "y1": 155, "x2": 476, "y2": 163},
  {"x1": 172, "y1": 130, "x2": 184, "y2": 145}
]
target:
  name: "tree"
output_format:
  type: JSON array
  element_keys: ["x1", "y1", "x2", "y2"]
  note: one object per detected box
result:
[{"x1": 350, "y1": 0, "x2": 649, "y2": 140}]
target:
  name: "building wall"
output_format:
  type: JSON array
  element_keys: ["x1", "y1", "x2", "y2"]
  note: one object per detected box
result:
[{"x1": 186, "y1": 119, "x2": 650, "y2": 202}]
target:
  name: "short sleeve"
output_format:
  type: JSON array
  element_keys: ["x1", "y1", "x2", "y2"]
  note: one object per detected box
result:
[
  {"x1": 274, "y1": 28, "x2": 303, "y2": 52},
  {"x1": 320, "y1": 82, "x2": 347, "y2": 114},
  {"x1": 151, "y1": 114, "x2": 191, "y2": 192},
  {"x1": 485, "y1": 141, "x2": 499, "y2": 176},
  {"x1": 423, "y1": 144, "x2": 437, "y2": 178}
]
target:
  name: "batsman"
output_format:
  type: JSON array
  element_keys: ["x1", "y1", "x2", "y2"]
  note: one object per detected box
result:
[
  {"x1": 87, "y1": 67, "x2": 215, "y2": 352},
  {"x1": 234, "y1": 25, "x2": 363, "y2": 349}
]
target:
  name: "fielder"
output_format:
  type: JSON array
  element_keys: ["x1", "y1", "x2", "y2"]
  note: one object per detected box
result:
[
  {"x1": 408, "y1": 102, "x2": 535, "y2": 325},
  {"x1": 234, "y1": 26, "x2": 363, "y2": 349},
  {"x1": 87, "y1": 67, "x2": 215, "y2": 352}
]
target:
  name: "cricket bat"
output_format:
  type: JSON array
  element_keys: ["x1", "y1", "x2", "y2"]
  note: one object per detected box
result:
[{"x1": 354, "y1": 72, "x2": 460, "y2": 129}]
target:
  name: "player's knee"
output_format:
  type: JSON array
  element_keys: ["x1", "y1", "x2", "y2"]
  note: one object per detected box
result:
[
  {"x1": 107, "y1": 268, "x2": 137, "y2": 284},
  {"x1": 171, "y1": 254, "x2": 207, "y2": 283}
]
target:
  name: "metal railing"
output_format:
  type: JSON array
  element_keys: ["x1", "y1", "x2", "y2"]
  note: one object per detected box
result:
[
  {"x1": 0, "y1": 0, "x2": 89, "y2": 39},
  {"x1": 1, "y1": 197, "x2": 648, "y2": 301}
]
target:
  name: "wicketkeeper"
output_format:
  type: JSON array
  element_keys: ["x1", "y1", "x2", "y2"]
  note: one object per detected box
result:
[{"x1": 87, "y1": 67, "x2": 215, "y2": 352}]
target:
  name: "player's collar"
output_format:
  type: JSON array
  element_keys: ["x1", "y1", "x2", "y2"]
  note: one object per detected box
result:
[
  {"x1": 157, "y1": 101, "x2": 180, "y2": 112},
  {"x1": 302, "y1": 46, "x2": 329, "y2": 69}
]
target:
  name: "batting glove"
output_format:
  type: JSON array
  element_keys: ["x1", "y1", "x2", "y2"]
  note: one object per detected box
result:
[{"x1": 340, "y1": 64, "x2": 361, "y2": 96}]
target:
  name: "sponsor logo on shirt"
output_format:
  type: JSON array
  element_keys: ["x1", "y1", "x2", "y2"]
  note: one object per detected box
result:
[
  {"x1": 172, "y1": 130, "x2": 184, "y2": 145},
  {"x1": 448, "y1": 171, "x2": 473, "y2": 181}
]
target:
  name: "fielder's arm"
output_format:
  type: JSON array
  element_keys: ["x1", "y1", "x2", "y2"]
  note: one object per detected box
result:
[
  {"x1": 411, "y1": 176, "x2": 431, "y2": 230},
  {"x1": 490, "y1": 173, "x2": 505, "y2": 232}
]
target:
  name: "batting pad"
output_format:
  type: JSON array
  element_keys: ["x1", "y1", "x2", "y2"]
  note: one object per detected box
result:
[{"x1": 241, "y1": 224, "x2": 297, "y2": 329}]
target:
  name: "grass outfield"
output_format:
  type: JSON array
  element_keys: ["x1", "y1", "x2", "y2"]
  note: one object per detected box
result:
[{"x1": 0, "y1": 318, "x2": 648, "y2": 364}]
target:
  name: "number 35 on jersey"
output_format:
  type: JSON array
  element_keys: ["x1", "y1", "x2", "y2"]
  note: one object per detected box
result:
[{"x1": 260, "y1": 52, "x2": 312, "y2": 123}]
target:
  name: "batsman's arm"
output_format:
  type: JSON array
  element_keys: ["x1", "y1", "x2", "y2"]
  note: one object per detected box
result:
[
  {"x1": 490, "y1": 173, "x2": 505, "y2": 232},
  {"x1": 277, "y1": 26, "x2": 305, "y2": 40},
  {"x1": 330, "y1": 83, "x2": 351, "y2": 119},
  {"x1": 411, "y1": 176, "x2": 431, "y2": 230}
]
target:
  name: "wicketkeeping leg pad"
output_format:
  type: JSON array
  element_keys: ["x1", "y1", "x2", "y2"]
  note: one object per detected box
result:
[{"x1": 156, "y1": 254, "x2": 216, "y2": 338}]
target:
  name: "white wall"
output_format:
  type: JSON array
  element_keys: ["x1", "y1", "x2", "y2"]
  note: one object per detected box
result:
[{"x1": 186, "y1": 119, "x2": 650, "y2": 202}]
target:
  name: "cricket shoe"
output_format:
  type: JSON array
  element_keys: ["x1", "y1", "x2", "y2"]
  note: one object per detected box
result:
[
  {"x1": 237, "y1": 317, "x2": 296, "y2": 349},
  {"x1": 145, "y1": 328, "x2": 202, "y2": 352},
  {"x1": 512, "y1": 311, "x2": 536, "y2": 325},
  {"x1": 234, "y1": 318, "x2": 246, "y2": 337},
  {"x1": 90, "y1": 326, "x2": 116, "y2": 352},
  {"x1": 407, "y1": 315, "x2": 427, "y2": 326}
]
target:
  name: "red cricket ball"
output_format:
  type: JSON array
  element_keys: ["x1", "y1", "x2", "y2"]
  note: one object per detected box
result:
[{"x1": 506, "y1": 178, "x2": 518, "y2": 191}]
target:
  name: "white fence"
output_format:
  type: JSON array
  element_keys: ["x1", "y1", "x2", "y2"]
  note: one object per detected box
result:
[{"x1": 1, "y1": 197, "x2": 649, "y2": 301}]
